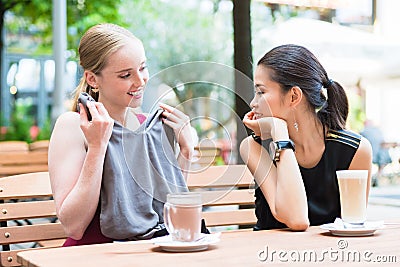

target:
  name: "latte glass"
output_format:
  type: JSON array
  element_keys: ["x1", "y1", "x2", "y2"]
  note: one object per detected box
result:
[
  {"x1": 336, "y1": 170, "x2": 368, "y2": 225},
  {"x1": 164, "y1": 192, "x2": 202, "y2": 242}
]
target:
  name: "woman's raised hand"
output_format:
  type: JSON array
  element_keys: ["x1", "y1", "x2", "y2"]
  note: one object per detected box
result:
[
  {"x1": 79, "y1": 101, "x2": 114, "y2": 149},
  {"x1": 243, "y1": 111, "x2": 289, "y2": 141},
  {"x1": 159, "y1": 103, "x2": 194, "y2": 158}
]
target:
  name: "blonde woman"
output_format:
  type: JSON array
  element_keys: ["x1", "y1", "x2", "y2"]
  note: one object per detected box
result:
[{"x1": 48, "y1": 24, "x2": 193, "y2": 245}]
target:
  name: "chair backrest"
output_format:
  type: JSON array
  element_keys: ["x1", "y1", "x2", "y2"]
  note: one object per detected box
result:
[
  {"x1": 0, "y1": 151, "x2": 48, "y2": 178},
  {"x1": 186, "y1": 164, "x2": 256, "y2": 229},
  {"x1": 28, "y1": 140, "x2": 50, "y2": 152},
  {"x1": 0, "y1": 141, "x2": 49, "y2": 178},
  {"x1": 0, "y1": 142, "x2": 29, "y2": 153},
  {"x1": 0, "y1": 172, "x2": 67, "y2": 267},
  {"x1": 192, "y1": 146, "x2": 223, "y2": 169}
]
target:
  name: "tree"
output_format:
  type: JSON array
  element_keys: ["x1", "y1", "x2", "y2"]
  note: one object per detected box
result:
[
  {"x1": 0, "y1": 0, "x2": 124, "y2": 120},
  {"x1": 4, "y1": 0, "x2": 124, "y2": 55},
  {"x1": 121, "y1": 0, "x2": 236, "y2": 140}
]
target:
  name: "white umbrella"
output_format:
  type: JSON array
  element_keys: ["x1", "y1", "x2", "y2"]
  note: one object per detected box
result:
[{"x1": 264, "y1": 18, "x2": 400, "y2": 84}]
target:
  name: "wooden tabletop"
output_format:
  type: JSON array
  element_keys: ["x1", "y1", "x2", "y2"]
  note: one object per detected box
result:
[{"x1": 18, "y1": 223, "x2": 400, "y2": 267}]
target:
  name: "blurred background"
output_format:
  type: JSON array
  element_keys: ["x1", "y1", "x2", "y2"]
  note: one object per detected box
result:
[{"x1": 1, "y1": 0, "x2": 400, "y2": 180}]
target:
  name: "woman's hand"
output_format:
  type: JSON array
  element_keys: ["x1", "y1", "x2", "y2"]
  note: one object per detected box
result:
[
  {"x1": 159, "y1": 103, "x2": 194, "y2": 160},
  {"x1": 243, "y1": 111, "x2": 289, "y2": 141},
  {"x1": 79, "y1": 101, "x2": 114, "y2": 150}
]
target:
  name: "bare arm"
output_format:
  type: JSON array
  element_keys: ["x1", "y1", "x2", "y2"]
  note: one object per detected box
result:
[
  {"x1": 241, "y1": 112, "x2": 309, "y2": 230},
  {"x1": 348, "y1": 136, "x2": 373, "y2": 201},
  {"x1": 240, "y1": 136, "x2": 309, "y2": 231},
  {"x1": 48, "y1": 102, "x2": 113, "y2": 240}
]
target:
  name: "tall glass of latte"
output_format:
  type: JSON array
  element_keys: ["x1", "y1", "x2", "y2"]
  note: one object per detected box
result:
[
  {"x1": 164, "y1": 192, "x2": 202, "y2": 242},
  {"x1": 336, "y1": 170, "x2": 369, "y2": 225}
]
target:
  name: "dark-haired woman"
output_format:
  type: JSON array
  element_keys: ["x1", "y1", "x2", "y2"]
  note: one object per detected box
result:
[{"x1": 240, "y1": 44, "x2": 372, "y2": 231}]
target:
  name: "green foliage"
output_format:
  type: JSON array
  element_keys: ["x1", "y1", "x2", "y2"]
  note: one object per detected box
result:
[
  {"x1": 0, "y1": 98, "x2": 51, "y2": 142},
  {"x1": 36, "y1": 117, "x2": 52, "y2": 141},
  {"x1": 121, "y1": 0, "x2": 232, "y2": 75},
  {"x1": 5, "y1": 0, "x2": 125, "y2": 56},
  {"x1": 121, "y1": 0, "x2": 235, "y2": 140},
  {"x1": 347, "y1": 90, "x2": 366, "y2": 133},
  {"x1": 3, "y1": 0, "x2": 237, "y2": 142},
  {"x1": 0, "y1": 98, "x2": 34, "y2": 142}
]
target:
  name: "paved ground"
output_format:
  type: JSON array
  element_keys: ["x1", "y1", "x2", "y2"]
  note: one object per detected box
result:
[{"x1": 368, "y1": 184, "x2": 400, "y2": 221}]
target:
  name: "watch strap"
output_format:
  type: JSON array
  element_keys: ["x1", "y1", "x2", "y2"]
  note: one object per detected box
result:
[
  {"x1": 250, "y1": 132, "x2": 262, "y2": 144},
  {"x1": 271, "y1": 140, "x2": 295, "y2": 162}
]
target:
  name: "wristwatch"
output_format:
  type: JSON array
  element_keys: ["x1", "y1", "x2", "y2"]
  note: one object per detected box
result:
[
  {"x1": 269, "y1": 140, "x2": 295, "y2": 163},
  {"x1": 250, "y1": 132, "x2": 262, "y2": 144}
]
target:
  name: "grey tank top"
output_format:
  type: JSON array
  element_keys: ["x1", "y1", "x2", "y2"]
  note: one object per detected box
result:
[{"x1": 100, "y1": 109, "x2": 188, "y2": 240}]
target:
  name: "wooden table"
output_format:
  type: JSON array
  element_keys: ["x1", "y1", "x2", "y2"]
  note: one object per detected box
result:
[{"x1": 17, "y1": 223, "x2": 400, "y2": 267}]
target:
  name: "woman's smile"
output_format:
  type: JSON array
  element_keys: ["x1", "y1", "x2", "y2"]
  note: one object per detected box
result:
[{"x1": 127, "y1": 88, "x2": 143, "y2": 99}]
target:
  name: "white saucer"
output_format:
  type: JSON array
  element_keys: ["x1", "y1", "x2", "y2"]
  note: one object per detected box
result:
[
  {"x1": 320, "y1": 219, "x2": 384, "y2": 237},
  {"x1": 152, "y1": 233, "x2": 221, "y2": 252}
]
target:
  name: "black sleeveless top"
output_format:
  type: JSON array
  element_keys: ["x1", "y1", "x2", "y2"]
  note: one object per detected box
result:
[{"x1": 254, "y1": 129, "x2": 362, "y2": 230}]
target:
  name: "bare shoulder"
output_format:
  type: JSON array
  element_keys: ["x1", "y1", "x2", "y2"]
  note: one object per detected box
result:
[
  {"x1": 358, "y1": 136, "x2": 372, "y2": 157},
  {"x1": 54, "y1": 111, "x2": 81, "y2": 129},
  {"x1": 350, "y1": 136, "x2": 372, "y2": 169},
  {"x1": 50, "y1": 111, "x2": 84, "y2": 148}
]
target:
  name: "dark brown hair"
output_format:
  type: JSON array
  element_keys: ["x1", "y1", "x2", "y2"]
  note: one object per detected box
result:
[{"x1": 257, "y1": 44, "x2": 348, "y2": 130}]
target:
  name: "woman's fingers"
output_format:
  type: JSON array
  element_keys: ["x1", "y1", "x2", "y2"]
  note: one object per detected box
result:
[
  {"x1": 159, "y1": 103, "x2": 193, "y2": 153},
  {"x1": 82, "y1": 101, "x2": 112, "y2": 121},
  {"x1": 159, "y1": 102, "x2": 175, "y2": 113},
  {"x1": 159, "y1": 103, "x2": 186, "y2": 119},
  {"x1": 159, "y1": 103, "x2": 189, "y2": 126},
  {"x1": 83, "y1": 101, "x2": 97, "y2": 120},
  {"x1": 78, "y1": 103, "x2": 89, "y2": 123},
  {"x1": 161, "y1": 109, "x2": 178, "y2": 123},
  {"x1": 244, "y1": 111, "x2": 255, "y2": 120},
  {"x1": 243, "y1": 111, "x2": 259, "y2": 132}
]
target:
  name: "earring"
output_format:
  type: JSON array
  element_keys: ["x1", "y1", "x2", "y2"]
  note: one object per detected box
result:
[
  {"x1": 293, "y1": 112, "x2": 299, "y2": 132},
  {"x1": 91, "y1": 85, "x2": 99, "y2": 93},
  {"x1": 294, "y1": 121, "x2": 299, "y2": 132}
]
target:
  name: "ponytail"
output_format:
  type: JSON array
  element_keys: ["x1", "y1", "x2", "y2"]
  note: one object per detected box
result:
[{"x1": 317, "y1": 80, "x2": 348, "y2": 130}]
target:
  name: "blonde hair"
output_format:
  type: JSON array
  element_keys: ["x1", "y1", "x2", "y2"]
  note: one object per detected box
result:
[{"x1": 71, "y1": 23, "x2": 139, "y2": 111}]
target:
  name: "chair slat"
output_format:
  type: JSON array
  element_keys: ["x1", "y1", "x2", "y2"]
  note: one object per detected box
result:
[
  {"x1": 0, "y1": 200, "x2": 57, "y2": 221},
  {"x1": 187, "y1": 164, "x2": 256, "y2": 230},
  {"x1": 0, "y1": 172, "x2": 66, "y2": 266},
  {"x1": 0, "y1": 151, "x2": 48, "y2": 177},
  {"x1": 1, "y1": 250, "x2": 22, "y2": 267},
  {"x1": 0, "y1": 223, "x2": 66, "y2": 245},
  {"x1": 29, "y1": 140, "x2": 50, "y2": 152},
  {"x1": 187, "y1": 165, "x2": 254, "y2": 188},
  {"x1": 202, "y1": 209, "x2": 257, "y2": 227},
  {"x1": 0, "y1": 172, "x2": 52, "y2": 200},
  {"x1": 0, "y1": 165, "x2": 49, "y2": 177},
  {"x1": 199, "y1": 189, "x2": 255, "y2": 206},
  {"x1": 0, "y1": 151, "x2": 48, "y2": 165},
  {"x1": 0, "y1": 142, "x2": 29, "y2": 153}
]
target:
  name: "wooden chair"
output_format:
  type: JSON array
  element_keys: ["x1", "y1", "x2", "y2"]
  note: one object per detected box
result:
[
  {"x1": 186, "y1": 164, "x2": 256, "y2": 229},
  {"x1": 0, "y1": 172, "x2": 67, "y2": 266},
  {"x1": 0, "y1": 142, "x2": 28, "y2": 153},
  {"x1": 28, "y1": 140, "x2": 50, "y2": 152},
  {"x1": 0, "y1": 151, "x2": 48, "y2": 178},
  {"x1": 192, "y1": 146, "x2": 223, "y2": 169}
]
